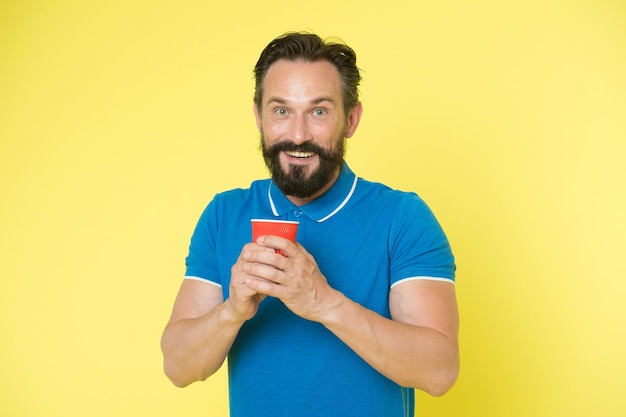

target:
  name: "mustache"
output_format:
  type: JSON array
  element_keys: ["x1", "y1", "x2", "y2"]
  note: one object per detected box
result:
[{"x1": 263, "y1": 140, "x2": 330, "y2": 157}]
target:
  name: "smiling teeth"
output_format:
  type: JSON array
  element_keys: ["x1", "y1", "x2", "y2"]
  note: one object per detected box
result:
[{"x1": 286, "y1": 151, "x2": 315, "y2": 158}]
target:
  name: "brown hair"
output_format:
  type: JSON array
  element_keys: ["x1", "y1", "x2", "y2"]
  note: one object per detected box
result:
[{"x1": 253, "y1": 32, "x2": 362, "y2": 116}]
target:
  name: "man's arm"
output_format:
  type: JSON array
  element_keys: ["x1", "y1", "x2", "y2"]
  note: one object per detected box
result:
[
  {"x1": 321, "y1": 279, "x2": 459, "y2": 396},
  {"x1": 242, "y1": 236, "x2": 460, "y2": 396},
  {"x1": 161, "y1": 244, "x2": 269, "y2": 387},
  {"x1": 161, "y1": 280, "x2": 237, "y2": 387}
]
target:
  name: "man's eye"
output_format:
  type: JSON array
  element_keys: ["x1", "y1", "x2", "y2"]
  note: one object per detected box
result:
[
  {"x1": 313, "y1": 108, "x2": 327, "y2": 116},
  {"x1": 275, "y1": 108, "x2": 287, "y2": 116}
]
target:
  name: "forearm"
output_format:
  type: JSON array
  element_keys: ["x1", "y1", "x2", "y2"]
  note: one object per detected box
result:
[
  {"x1": 161, "y1": 300, "x2": 243, "y2": 387},
  {"x1": 321, "y1": 290, "x2": 459, "y2": 396}
]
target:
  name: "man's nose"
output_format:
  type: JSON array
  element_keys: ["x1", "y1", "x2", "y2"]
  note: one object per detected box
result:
[{"x1": 290, "y1": 114, "x2": 312, "y2": 144}]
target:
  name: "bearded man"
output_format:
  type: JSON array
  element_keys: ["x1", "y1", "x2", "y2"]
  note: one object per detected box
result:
[{"x1": 161, "y1": 32, "x2": 459, "y2": 417}]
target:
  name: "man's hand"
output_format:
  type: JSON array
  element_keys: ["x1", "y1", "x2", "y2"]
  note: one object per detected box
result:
[
  {"x1": 242, "y1": 235, "x2": 340, "y2": 322},
  {"x1": 226, "y1": 242, "x2": 274, "y2": 322}
]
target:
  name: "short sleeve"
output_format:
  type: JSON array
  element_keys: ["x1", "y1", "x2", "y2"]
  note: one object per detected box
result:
[
  {"x1": 184, "y1": 199, "x2": 222, "y2": 286},
  {"x1": 389, "y1": 193, "x2": 456, "y2": 285}
]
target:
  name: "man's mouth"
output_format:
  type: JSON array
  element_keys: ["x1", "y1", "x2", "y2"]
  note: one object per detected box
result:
[{"x1": 285, "y1": 150, "x2": 315, "y2": 159}]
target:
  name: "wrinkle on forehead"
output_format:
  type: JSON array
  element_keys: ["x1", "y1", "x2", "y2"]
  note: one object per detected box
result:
[{"x1": 261, "y1": 60, "x2": 343, "y2": 109}]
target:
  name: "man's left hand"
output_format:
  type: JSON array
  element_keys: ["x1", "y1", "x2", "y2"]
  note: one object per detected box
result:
[{"x1": 242, "y1": 235, "x2": 340, "y2": 322}]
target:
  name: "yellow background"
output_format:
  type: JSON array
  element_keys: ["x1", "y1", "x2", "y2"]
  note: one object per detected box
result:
[{"x1": 2, "y1": 0, "x2": 625, "y2": 416}]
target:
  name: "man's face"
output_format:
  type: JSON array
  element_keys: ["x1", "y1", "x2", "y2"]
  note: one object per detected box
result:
[{"x1": 255, "y1": 59, "x2": 361, "y2": 202}]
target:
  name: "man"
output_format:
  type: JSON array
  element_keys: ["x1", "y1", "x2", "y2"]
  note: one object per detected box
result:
[{"x1": 161, "y1": 32, "x2": 459, "y2": 417}]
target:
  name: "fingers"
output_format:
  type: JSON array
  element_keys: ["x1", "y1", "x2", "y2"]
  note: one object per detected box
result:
[
  {"x1": 244, "y1": 275, "x2": 281, "y2": 295},
  {"x1": 254, "y1": 235, "x2": 298, "y2": 258},
  {"x1": 242, "y1": 250, "x2": 287, "y2": 284},
  {"x1": 244, "y1": 236, "x2": 294, "y2": 266}
]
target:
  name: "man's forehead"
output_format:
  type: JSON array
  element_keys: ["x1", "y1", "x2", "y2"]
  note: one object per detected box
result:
[
  {"x1": 262, "y1": 60, "x2": 342, "y2": 100},
  {"x1": 264, "y1": 59, "x2": 340, "y2": 81}
]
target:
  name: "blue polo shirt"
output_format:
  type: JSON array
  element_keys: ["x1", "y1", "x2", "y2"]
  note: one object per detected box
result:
[{"x1": 185, "y1": 162, "x2": 455, "y2": 417}]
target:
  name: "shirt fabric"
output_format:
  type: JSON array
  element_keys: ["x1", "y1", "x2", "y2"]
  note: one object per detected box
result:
[{"x1": 184, "y1": 162, "x2": 455, "y2": 417}]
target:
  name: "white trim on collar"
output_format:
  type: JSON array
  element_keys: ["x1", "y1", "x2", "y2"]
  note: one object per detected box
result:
[
  {"x1": 317, "y1": 174, "x2": 358, "y2": 223},
  {"x1": 267, "y1": 174, "x2": 359, "y2": 223},
  {"x1": 268, "y1": 185, "x2": 279, "y2": 216}
]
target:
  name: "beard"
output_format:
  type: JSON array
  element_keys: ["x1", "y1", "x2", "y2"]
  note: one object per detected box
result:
[{"x1": 261, "y1": 135, "x2": 346, "y2": 199}]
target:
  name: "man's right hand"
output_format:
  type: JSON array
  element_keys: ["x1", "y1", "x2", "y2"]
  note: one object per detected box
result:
[{"x1": 225, "y1": 242, "x2": 272, "y2": 323}]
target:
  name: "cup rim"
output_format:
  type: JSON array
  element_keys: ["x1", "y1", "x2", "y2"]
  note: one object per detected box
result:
[{"x1": 250, "y1": 219, "x2": 299, "y2": 224}]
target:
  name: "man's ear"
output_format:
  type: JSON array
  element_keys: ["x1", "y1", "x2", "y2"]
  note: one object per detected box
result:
[
  {"x1": 345, "y1": 102, "x2": 363, "y2": 138},
  {"x1": 253, "y1": 103, "x2": 262, "y2": 132}
]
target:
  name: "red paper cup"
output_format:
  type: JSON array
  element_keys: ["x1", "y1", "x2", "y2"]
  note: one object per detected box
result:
[{"x1": 251, "y1": 219, "x2": 299, "y2": 255}]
